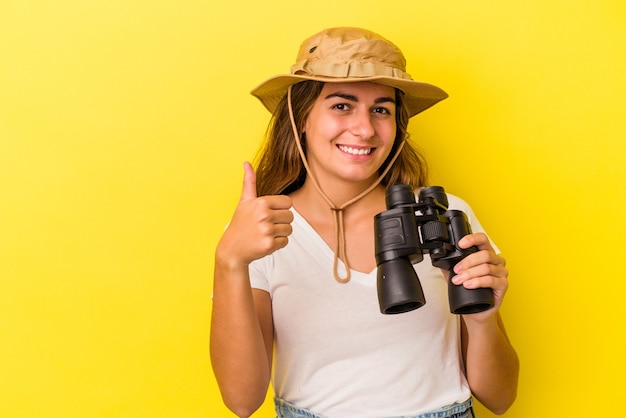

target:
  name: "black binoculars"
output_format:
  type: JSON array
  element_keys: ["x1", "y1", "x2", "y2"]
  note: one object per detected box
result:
[{"x1": 374, "y1": 184, "x2": 494, "y2": 315}]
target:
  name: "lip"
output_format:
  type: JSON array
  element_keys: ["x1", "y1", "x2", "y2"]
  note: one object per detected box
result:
[{"x1": 337, "y1": 144, "x2": 375, "y2": 157}]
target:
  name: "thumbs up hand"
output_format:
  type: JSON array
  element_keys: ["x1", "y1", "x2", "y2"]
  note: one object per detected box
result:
[{"x1": 216, "y1": 162, "x2": 294, "y2": 267}]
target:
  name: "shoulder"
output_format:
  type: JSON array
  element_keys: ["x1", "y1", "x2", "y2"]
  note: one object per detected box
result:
[
  {"x1": 443, "y1": 192, "x2": 480, "y2": 227},
  {"x1": 445, "y1": 192, "x2": 473, "y2": 212}
]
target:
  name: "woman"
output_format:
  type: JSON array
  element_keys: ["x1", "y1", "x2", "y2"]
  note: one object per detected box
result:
[{"x1": 211, "y1": 27, "x2": 519, "y2": 418}]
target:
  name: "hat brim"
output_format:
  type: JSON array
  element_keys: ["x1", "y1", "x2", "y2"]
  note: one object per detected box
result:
[{"x1": 251, "y1": 74, "x2": 448, "y2": 118}]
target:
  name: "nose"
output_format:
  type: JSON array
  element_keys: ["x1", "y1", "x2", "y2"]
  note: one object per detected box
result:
[{"x1": 349, "y1": 110, "x2": 375, "y2": 139}]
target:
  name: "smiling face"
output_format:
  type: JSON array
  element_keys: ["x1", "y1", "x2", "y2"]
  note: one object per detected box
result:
[{"x1": 302, "y1": 82, "x2": 397, "y2": 189}]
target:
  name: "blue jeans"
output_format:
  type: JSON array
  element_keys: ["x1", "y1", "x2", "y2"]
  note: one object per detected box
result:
[{"x1": 274, "y1": 397, "x2": 475, "y2": 418}]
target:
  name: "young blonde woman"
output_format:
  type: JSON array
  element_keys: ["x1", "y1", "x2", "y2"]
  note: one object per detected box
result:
[{"x1": 211, "y1": 27, "x2": 519, "y2": 418}]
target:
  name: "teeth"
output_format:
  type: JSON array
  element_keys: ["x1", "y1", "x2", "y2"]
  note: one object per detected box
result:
[{"x1": 338, "y1": 145, "x2": 372, "y2": 155}]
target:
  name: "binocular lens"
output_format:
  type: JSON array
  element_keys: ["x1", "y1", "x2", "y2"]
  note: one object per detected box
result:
[{"x1": 377, "y1": 258, "x2": 425, "y2": 314}]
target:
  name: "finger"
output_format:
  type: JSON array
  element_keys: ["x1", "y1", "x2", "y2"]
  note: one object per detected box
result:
[
  {"x1": 262, "y1": 195, "x2": 294, "y2": 211},
  {"x1": 454, "y1": 249, "x2": 505, "y2": 273},
  {"x1": 455, "y1": 261, "x2": 507, "y2": 281},
  {"x1": 240, "y1": 161, "x2": 257, "y2": 202},
  {"x1": 270, "y1": 207, "x2": 295, "y2": 224},
  {"x1": 459, "y1": 272, "x2": 509, "y2": 294},
  {"x1": 272, "y1": 223, "x2": 293, "y2": 238},
  {"x1": 452, "y1": 255, "x2": 509, "y2": 289},
  {"x1": 458, "y1": 232, "x2": 492, "y2": 251},
  {"x1": 272, "y1": 236, "x2": 290, "y2": 251}
]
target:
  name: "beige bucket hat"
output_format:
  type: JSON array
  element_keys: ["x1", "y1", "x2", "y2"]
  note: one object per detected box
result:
[{"x1": 251, "y1": 27, "x2": 448, "y2": 117}]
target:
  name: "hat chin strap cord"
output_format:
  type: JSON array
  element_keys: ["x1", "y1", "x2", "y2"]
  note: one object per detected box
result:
[{"x1": 287, "y1": 85, "x2": 405, "y2": 283}]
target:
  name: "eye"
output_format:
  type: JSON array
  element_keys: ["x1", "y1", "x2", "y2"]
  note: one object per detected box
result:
[
  {"x1": 372, "y1": 106, "x2": 392, "y2": 115},
  {"x1": 331, "y1": 103, "x2": 351, "y2": 111}
]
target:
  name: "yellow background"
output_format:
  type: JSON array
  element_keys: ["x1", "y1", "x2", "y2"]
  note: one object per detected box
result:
[{"x1": 1, "y1": 1, "x2": 625, "y2": 417}]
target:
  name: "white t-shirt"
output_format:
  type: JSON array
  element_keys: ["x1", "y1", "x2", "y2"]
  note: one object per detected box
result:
[{"x1": 249, "y1": 193, "x2": 497, "y2": 417}]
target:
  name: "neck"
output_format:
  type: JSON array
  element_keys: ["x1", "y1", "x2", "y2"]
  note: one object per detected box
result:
[{"x1": 291, "y1": 176, "x2": 386, "y2": 215}]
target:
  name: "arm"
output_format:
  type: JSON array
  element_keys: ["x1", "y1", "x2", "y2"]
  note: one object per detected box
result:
[
  {"x1": 211, "y1": 264, "x2": 274, "y2": 417},
  {"x1": 454, "y1": 233, "x2": 520, "y2": 415},
  {"x1": 210, "y1": 163, "x2": 293, "y2": 417}
]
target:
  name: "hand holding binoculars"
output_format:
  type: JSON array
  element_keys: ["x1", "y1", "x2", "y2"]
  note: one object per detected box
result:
[{"x1": 374, "y1": 184, "x2": 494, "y2": 315}]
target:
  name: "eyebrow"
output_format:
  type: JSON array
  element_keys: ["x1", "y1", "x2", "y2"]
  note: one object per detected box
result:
[{"x1": 324, "y1": 92, "x2": 396, "y2": 105}]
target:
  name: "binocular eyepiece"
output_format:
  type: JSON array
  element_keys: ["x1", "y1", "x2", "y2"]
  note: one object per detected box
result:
[{"x1": 374, "y1": 184, "x2": 494, "y2": 315}]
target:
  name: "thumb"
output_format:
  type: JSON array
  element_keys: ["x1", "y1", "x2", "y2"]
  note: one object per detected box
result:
[{"x1": 240, "y1": 161, "x2": 257, "y2": 201}]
